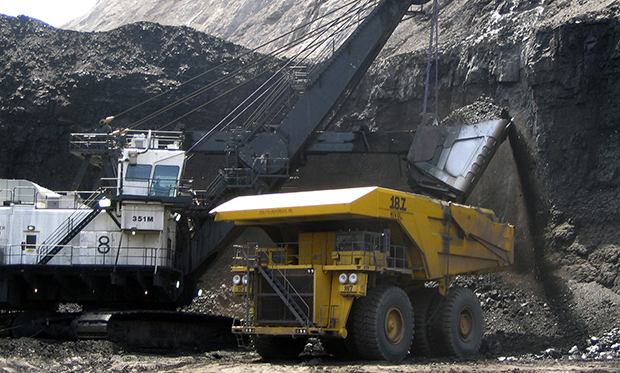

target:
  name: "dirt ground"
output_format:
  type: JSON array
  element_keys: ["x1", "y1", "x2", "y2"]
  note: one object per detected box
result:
[
  {"x1": 164, "y1": 355, "x2": 620, "y2": 373},
  {"x1": 153, "y1": 352, "x2": 620, "y2": 373},
  {"x1": 1, "y1": 342, "x2": 620, "y2": 373}
]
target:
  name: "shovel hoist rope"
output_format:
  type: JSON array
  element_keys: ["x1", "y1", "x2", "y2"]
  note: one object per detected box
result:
[
  {"x1": 102, "y1": 0, "x2": 370, "y2": 130},
  {"x1": 171, "y1": 0, "x2": 376, "y2": 135},
  {"x1": 422, "y1": 0, "x2": 440, "y2": 125}
]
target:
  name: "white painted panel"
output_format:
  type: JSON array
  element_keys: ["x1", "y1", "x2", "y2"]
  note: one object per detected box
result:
[{"x1": 121, "y1": 204, "x2": 165, "y2": 231}]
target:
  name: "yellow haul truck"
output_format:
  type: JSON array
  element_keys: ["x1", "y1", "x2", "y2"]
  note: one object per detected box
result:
[{"x1": 211, "y1": 186, "x2": 514, "y2": 362}]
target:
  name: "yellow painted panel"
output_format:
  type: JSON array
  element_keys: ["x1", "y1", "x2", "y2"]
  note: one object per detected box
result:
[
  {"x1": 217, "y1": 186, "x2": 514, "y2": 282},
  {"x1": 299, "y1": 232, "x2": 334, "y2": 265},
  {"x1": 298, "y1": 232, "x2": 315, "y2": 265},
  {"x1": 313, "y1": 267, "x2": 332, "y2": 327},
  {"x1": 327, "y1": 272, "x2": 355, "y2": 330},
  {"x1": 438, "y1": 253, "x2": 506, "y2": 275}
]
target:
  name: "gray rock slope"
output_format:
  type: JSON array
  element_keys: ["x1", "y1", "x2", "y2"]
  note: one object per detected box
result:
[{"x1": 65, "y1": 0, "x2": 358, "y2": 54}]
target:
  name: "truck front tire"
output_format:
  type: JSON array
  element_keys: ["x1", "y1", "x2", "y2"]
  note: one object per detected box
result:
[{"x1": 349, "y1": 285, "x2": 413, "y2": 362}]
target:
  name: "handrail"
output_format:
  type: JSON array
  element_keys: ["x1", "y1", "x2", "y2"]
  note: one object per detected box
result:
[
  {"x1": 0, "y1": 244, "x2": 182, "y2": 271},
  {"x1": 235, "y1": 241, "x2": 412, "y2": 270},
  {"x1": 70, "y1": 130, "x2": 183, "y2": 150},
  {"x1": 38, "y1": 190, "x2": 105, "y2": 260},
  {"x1": 12, "y1": 186, "x2": 37, "y2": 205},
  {"x1": 0, "y1": 189, "x2": 12, "y2": 205}
]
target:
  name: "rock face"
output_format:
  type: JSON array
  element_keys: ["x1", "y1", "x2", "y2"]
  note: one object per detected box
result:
[
  {"x1": 2, "y1": 0, "x2": 620, "y2": 352},
  {"x1": 0, "y1": 16, "x2": 267, "y2": 190},
  {"x1": 64, "y1": 0, "x2": 360, "y2": 54}
]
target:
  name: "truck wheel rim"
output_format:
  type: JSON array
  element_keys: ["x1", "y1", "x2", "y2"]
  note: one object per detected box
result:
[
  {"x1": 458, "y1": 307, "x2": 474, "y2": 342},
  {"x1": 385, "y1": 306, "x2": 405, "y2": 345}
]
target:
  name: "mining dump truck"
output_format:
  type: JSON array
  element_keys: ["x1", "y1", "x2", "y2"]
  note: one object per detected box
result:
[{"x1": 212, "y1": 185, "x2": 514, "y2": 361}]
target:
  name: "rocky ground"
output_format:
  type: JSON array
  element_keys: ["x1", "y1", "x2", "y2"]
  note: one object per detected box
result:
[{"x1": 2, "y1": 334, "x2": 620, "y2": 372}]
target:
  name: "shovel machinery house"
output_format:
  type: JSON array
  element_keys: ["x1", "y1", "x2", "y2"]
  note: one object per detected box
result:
[{"x1": 0, "y1": 132, "x2": 189, "y2": 310}]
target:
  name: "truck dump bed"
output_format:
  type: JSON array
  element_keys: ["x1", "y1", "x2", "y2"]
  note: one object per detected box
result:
[{"x1": 211, "y1": 186, "x2": 514, "y2": 280}]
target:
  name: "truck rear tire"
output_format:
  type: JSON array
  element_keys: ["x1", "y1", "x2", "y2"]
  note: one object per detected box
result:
[
  {"x1": 430, "y1": 287, "x2": 483, "y2": 359},
  {"x1": 349, "y1": 285, "x2": 413, "y2": 362},
  {"x1": 410, "y1": 287, "x2": 441, "y2": 356},
  {"x1": 252, "y1": 335, "x2": 307, "y2": 360}
]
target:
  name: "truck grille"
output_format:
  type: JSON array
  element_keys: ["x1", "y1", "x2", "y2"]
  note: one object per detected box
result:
[{"x1": 256, "y1": 268, "x2": 313, "y2": 324}]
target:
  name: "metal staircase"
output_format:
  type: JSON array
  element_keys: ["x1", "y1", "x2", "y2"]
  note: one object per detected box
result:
[
  {"x1": 254, "y1": 265, "x2": 313, "y2": 327},
  {"x1": 38, "y1": 191, "x2": 104, "y2": 265}
]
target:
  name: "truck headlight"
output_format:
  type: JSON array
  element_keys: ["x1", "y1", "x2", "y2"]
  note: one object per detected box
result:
[
  {"x1": 349, "y1": 273, "x2": 358, "y2": 284},
  {"x1": 338, "y1": 273, "x2": 348, "y2": 284},
  {"x1": 242, "y1": 275, "x2": 248, "y2": 285},
  {"x1": 233, "y1": 275, "x2": 242, "y2": 285}
]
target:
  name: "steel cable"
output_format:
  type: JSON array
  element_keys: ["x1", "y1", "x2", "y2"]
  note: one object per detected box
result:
[
  {"x1": 149, "y1": 1, "x2": 373, "y2": 131},
  {"x1": 112, "y1": 0, "x2": 362, "y2": 126},
  {"x1": 422, "y1": 0, "x2": 440, "y2": 120}
]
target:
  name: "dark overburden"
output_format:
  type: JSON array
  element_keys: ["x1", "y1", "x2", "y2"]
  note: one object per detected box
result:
[{"x1": 0, "y1": 15, "x2": 265, "y2": 190}]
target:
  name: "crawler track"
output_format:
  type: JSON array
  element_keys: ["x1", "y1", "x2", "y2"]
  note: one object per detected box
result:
[{"x1": 1, "y1": 311, "x2": 238, "y2": 353}]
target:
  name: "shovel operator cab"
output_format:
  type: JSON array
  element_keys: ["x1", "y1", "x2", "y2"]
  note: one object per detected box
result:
[{"x1": 211, "y1": 186, "x2": 514, "y2": 362}]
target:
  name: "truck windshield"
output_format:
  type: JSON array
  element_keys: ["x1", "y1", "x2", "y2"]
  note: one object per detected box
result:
[
  {"x1": 335, "y1": 231, "x2": 386, "y2": 252},
  {"x1": 335, "y1": 232, "x2": 365, "y2": 251}
]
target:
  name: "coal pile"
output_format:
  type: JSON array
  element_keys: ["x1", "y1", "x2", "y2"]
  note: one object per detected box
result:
[{"x1": 0, "y1": 15, "x2": 270, "y2": 191}]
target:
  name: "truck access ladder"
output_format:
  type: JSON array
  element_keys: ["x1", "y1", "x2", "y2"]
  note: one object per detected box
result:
[{"x1": 254, "y1": 264, "x2": 314, "y2": 328}]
